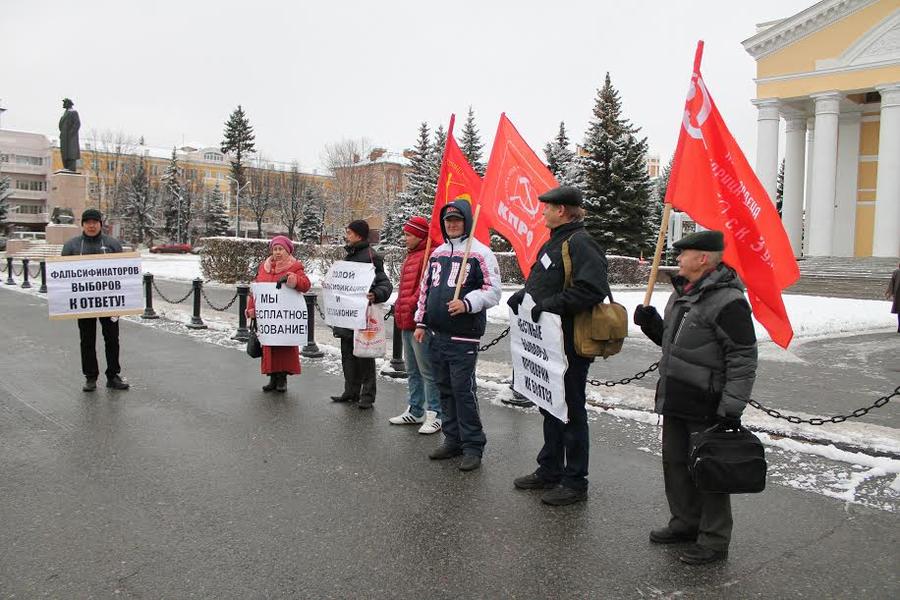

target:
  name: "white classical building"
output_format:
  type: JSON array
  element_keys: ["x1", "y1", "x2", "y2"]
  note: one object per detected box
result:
[{"x1": 743, "y1": 0, "x2": 900, "y2": 258}]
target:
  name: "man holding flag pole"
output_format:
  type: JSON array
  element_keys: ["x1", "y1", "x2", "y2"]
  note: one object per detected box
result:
[{"x1": 634, "y1": 41, "x2": 798, "y2": 565}]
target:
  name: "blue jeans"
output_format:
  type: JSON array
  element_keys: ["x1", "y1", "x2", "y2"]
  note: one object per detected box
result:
[
  {"x1": 429, "y1": 333, "x2": 485, "y2": 457},
  {"x1": 401, "y1": 329, "x2": 441, "y2": 418}
]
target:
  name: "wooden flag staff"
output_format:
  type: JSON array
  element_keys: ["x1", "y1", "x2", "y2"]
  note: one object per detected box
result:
[
  {"x1": 642, "y1": 203, "x2": 673, "y2": 307},
  {"x1": 452, "y1": 204, "x2": 482, "y2": 301}
]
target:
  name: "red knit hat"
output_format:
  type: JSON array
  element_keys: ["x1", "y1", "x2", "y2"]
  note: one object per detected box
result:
[
  {"x1": 269, "y1": 235, "x2": 294, "y2": 254},
  {"x1": 402, "y1": 215, "x2": 429, "y2": 239}
]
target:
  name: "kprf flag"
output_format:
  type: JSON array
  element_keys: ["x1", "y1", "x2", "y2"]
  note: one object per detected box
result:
[
  {"x1": 429, "y1": 114, "x2": 491, "y2": 246},
  {"x1": 481, "y1": 114, "x2": 556, "y2": 278},
  {"x1": 667, "y1": 42, "x2": 799, "y2": 348}
]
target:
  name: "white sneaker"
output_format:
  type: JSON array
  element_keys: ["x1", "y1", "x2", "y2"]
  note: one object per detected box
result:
[
  {"x1": 389, "y1": 408, "x2": 425, "y2": 425},
  {"x1": 418, "y1": 411, "x2": 442, "y2": 435}
]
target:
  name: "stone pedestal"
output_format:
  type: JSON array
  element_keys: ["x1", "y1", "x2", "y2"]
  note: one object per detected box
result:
[
  {"x1": 48, "y1": 171, "x2": 88, "y2": 226},
  {"x1": 45, "y1": 223, "x2": 80, "y2": 245}
]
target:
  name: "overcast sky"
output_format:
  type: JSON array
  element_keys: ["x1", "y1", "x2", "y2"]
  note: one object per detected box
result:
[{"x1": 1, "y1": 0, "x2": 813, "y2": 172}]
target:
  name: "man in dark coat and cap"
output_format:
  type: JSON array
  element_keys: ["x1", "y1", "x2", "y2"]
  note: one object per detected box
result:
[
  {"x1": 507, "y1": 186, "x2": 610, "y2": 506},
  {"x1": 633, "y1": 229, "x2": 758, "y2": 565},
  {"x1": 61, "y1": 208, "x2": 129, "y2": 391}
]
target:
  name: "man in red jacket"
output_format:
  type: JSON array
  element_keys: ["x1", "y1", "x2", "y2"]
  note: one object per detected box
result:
[{"x1": 388, "y1": 216, "x2": 442, "y2": 434}]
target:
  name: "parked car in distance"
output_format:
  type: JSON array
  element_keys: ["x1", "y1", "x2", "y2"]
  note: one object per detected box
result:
[
  {"x1": 190, "y1": 245, "x2": 205, "y2": 255},
  {"x1": 149, "y1": 242, "x2": 192, "y2": 254}
]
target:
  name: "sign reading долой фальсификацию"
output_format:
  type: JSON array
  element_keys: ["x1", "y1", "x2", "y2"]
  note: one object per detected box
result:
[
  {"x1": 45, "y1": 252, "x2": 143, "y2": 320},
  {"x1": 321, "y1": 260, "x2": 375, "y2": 330}
]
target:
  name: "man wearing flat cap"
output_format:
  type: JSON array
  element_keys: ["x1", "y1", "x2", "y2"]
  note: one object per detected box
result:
[
  {"x1": 507, "y1": 185, "x2": 610, "y2": 506},
  {"x1": 62, "y1": 208, "x2": 129, "y2": 391},
  {"x1": 633, "y1": 229, "x2": 758, "y2": 565}
]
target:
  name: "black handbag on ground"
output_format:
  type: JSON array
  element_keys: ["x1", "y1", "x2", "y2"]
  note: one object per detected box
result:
[
  {"x1": 246, "y1": 319, "x2": 262, "y2": 359},
  {"x1": 689, "y1": 422, "x2": 767, "y2": 494}
]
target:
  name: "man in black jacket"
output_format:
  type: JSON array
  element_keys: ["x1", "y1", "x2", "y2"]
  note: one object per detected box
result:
[
  {"x1": 61, "y1": 208, "x2": 129, "y2": 391},
  {"x1": 508, "y1": 186, "x2": 609, "y2": 506},
  {"x1": 330, "y1": 220, "x2": 393, "y2": 409}
]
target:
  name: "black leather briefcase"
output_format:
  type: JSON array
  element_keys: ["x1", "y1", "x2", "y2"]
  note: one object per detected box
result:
[{"x1": 689, "y1": 423, "x2": 767, "y2": 494}]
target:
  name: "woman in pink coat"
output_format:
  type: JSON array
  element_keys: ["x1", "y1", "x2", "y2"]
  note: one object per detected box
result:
[{"x1": 246, "y1": 236, "x2": 311, "y2": 392}]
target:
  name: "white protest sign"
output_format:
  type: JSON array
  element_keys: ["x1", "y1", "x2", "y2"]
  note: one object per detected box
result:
[
  {"x1": 321, "y1": 260, "x2": 375, "y2": 330},
  {"x1": 45, "y1": 252, "x2": 143, "y2": 320},
  {"x1": 250, "y1": 282, "x2": 308, "y2": 346},
  {"x1": 509, "y1": 293, "x2": 569, "y2": 423}
]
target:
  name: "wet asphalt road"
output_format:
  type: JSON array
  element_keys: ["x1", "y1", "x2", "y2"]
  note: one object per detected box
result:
[{"x1": 1, "y1": 286, "x2": 898, "y2": 598}]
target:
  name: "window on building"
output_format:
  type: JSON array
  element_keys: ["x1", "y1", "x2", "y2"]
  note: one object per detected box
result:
[
  {"x1": 108, "y1": 161, "x2": 116, "y2": 172},
  {"x1": 0, "y1": 154, "x2": 9, "y2": 163},
  {"x1": 92, "y1": 159, "x2": 100, "y2": 171},
  {"x1": 204, "y1": 152, "x2": 223, "y2": 162},
  {"x1": 14, "y1": 155, "x2": 43, "y2": 166}
]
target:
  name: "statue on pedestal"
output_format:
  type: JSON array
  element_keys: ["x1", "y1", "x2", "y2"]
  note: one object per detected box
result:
[{"x1": 59, "y1": 98, "x2": 81, "y2": 172}]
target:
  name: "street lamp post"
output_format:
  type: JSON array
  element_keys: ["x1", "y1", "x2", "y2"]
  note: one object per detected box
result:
[{"x1": 227, "y1": 176, "x2": 251, "y2": 238}]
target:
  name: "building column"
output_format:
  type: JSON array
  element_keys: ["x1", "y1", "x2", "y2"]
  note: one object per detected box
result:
[
  {"x1": 872, "y1": 83, "x2": 900, "y2": 258},
  {"x1": 807, "y1": 92, "x2": 841, "y2": 256},
  {"x1": 833, "y1": 109, "x2": 862, "y2": 257},
  {"x1": 753, "y1": 99, "x2": 781, "y2": 204},
  {"x1": 803, "y1": 118, "x2": 815, "y2": 255},
  {"x1": 782, "y1": 116, "x2": 807, "y2": 256}
]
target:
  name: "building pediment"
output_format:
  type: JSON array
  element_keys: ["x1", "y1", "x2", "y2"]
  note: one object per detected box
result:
[{"x1": 820, "y1": 11, "x2": 900, "y2": 68}]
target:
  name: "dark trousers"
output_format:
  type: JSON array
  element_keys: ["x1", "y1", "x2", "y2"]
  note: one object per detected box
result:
[
  {"x1": 339, "y1": 336, "x2": 376, "y2": 403},
  {"x1": 536, "y1": 354, "x2": 591, "y2": 491},
  {"x1": 430, "y1": 334, "x2": 485, "y2": 457},
  {"x1": 662, "y1": 415, "x2": 733, "y2": 551},
  {"x1": 77, "y1": 317, "x2": 121, "y2": 379}
]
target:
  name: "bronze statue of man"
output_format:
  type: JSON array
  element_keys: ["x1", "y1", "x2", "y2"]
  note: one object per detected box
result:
[{"x1": 59, "y1": 98, "x2": 81, "y2": 172}]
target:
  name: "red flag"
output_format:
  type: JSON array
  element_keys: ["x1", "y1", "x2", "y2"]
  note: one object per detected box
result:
[
  {"x1": 429, "y1": 115, "x2": 491, "y2": 245},
  {"x1": 667, "y1": 42, "x2": 799, "y2": 347},
  {"x1": 481, "y1": 114, "x2": 557, "y2": 278}
]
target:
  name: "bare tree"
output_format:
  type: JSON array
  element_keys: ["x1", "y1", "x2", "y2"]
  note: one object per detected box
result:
[
  {"x1": 83, "y1": 129, "x2": 139, "y2": 218},
  {"x1": 321, "y1": 138, "x2": 374, "y2": 239},
  {"x1": 246, "y1": 162, "x2": 275, "y2": 238},
  {"x1": 278, "y1": 163, "x2": 307, "y2": 240}
]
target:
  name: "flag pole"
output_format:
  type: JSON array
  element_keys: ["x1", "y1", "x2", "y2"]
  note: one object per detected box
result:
[
  {"x1": 642, "y1": 203, "x2": 672, "y2": 306},
  {"x1": 419, "y1": 114, "x2": 455, "y2": 286},
  {"x1": 453, "y1": 204, "x2": 481, "y2": 301}
]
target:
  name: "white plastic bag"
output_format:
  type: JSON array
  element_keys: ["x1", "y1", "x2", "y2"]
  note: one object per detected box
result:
[{"x1": 353, "y1": 304, "x2": 386, "y2": 358}]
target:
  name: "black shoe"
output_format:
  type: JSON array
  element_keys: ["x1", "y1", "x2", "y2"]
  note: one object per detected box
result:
[
  {"x1": 429, "y1": 444, "x2": 463, "y2": 460},
  {"x1": 82, "y1": 377, "x2": 97, "y2": 392},
  {"x1": 331, "y1": 394, "x2": 357, "y2": 403},
  {"x1": 263, "y1": 375, "x2": 277, "y2": 392},
  {"x1": 106, "y1": 376, "x2": 130, "y2": 390},
  {"x1": 459, "y1": 455, "x2": 481, "y2": 471},
  {"x1": 540, "y1": 485, "x2": 587, "y2": 506},
  {"x1": 513, "y1": 472, "x2": 558, "y2": 490},
  {"x1": 357, "y1": 399, "x2": 373, "y2": 410},
  {"x1": 649, "y1": 526, "x2": 698, "y2": 544},
  {"x1": 275, "y1": 373, "x2": 287, "y2": 393},
  {"x1": 679, "y1": 544, "x2": 728, "y2": 565}
]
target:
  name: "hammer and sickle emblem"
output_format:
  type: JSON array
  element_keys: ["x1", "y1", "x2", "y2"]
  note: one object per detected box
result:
[{"x1": 682, "y1": 74, "x2": 711, "y2": 140}]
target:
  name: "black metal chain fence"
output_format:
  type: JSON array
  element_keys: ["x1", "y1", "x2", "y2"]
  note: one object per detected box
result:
[
  {"x1": 151, "y1": 279, "x2": 193, "y2": 304},
  {"x1": 28, "y1": 264, "x2": 41, "y2": 278},
  {"x1": 589, "y1": 362, "x2": 660, "y2": 387},
  {"x1": 201, "y1": 288, "x2": 239, "y2": 312},
  {"x1": 479, "y1": 327, "x2": 510, "y2": 352},
  {"x1": 749, "y1": 385, "x2": 897, "y2": 426},
  {"x1": 12, "y1": 264, "x2": 24, "y2": 276}
]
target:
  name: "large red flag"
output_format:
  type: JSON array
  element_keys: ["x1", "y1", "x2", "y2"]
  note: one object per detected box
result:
[
  {"x1": 666, "y1": 42, "x2": 799, "y2": 347},
  {"x1": 429, "y1": 114, "x2": 491, "y2": 245},
  {"x1": 481, "y1": 114, "x2": 557, "y2": 278}
]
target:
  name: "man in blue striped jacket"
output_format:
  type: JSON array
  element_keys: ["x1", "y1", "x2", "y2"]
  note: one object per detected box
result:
[{"x1": 414, "y1": 199, "x2": 502, "y2": 472}]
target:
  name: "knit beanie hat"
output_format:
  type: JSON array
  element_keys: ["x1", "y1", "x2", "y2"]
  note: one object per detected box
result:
[
  {"x1": 347, "y1": 219, "x2": 370, "y2": 239},
  {"x1": 269, "y1": 235, "x2": 294, "y2": 254},
  {"x1": 402, "y1": 215, "x2": 429, "y2": 239}
]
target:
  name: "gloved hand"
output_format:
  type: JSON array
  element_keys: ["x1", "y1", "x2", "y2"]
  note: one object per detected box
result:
[
  {"x1": 507, "y1": 293, "x2": 523, "y2": 316},
  {"x1": 531, "y1": 300, "x2": 543, "y2": 323},
  {"x1": 275, "y1": 275, "x2": 289, "y2": 289},
  {"x1": 633, "y1": 304, "x2": 659, "y2": 326},
  {"x1": 717, "y1": 416, "x2": 742, "y2": 430}
]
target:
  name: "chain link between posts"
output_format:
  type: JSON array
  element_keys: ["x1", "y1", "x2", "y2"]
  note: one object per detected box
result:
[
  {"x1": 201, "y1": 287, "x2": 239, "y2": 312},
  {"x1": 28, "y1": 264, "x2": 41, "y2": 278},
  {"x1": 12, "y1": 264, "x2": 24, "y2": 276},
  {"x1": 151, "y1": 279, "x2": 193, "y2": 304},
  {"x1": 749, "y1": 385, "x2": 897, "y2": 425}
]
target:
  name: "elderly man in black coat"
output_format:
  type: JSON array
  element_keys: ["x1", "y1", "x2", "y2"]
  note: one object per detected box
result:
[
  {"x1": 508, "y1": 186, "x2": 610, "y2": 506},
  {"x1": 330, "y1": 219, "x2": 393, "y2": 409},
  {"x1": 59, "y1": 98, "x2": 81, "y2": 172}
]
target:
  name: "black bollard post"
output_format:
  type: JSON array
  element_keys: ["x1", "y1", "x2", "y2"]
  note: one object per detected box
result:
[
  {"x1": 141, "y1": 273, "x2": 159, "y2": 319},
  {"x1": 38, "y1": 260, "x2": 47, "y2": 293},
  {"x1": 301, "y1": 293, "x2": 324, "y2": 358},
  {"x1": 232, "y1": 284, "x2": 250, "y2": 341},
  {"x1": 383, "y1": 318, "x2": 407, "y2": 378},
  {"x1": 20, "y1": 258, "x2": 32, "y2": 289},
  {"x1": 186, "y1": 278, "x2": 207, "y2": 329},
  {"x1": 5, "y1": 257, "x2": 15, "y2": 285}
]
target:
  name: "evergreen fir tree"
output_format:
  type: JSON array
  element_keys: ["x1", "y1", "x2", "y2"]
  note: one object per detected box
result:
[
  {"x1": 384, "y1": 122, "x2": 434, "y2": 246},
  {"x1": 203, "y1": 184, "x2": 230, "y2": 236},
  {"x1": 543, "y1": 121, "x2": 582, "y2": 187},
  {"x1": 220, "y1": 104, "x2": 257, "y2": 192},
  {"x1": 775, "y1": 158, "x2": 785, "y2": 218},
  {"x1": 0, "y1": 176, "x2": 9, "y2": 229},
  {"x1": 161, "y1": 148, "x2": 185, "y2": 242},
  {"x1": 299, "y1": 185, "x2": 325, "y2": 244},
  {"x1": 460, "y1": 106, "x2": 485, "y2": 176},
  {"x1": 123, "y1": 157, "x2": 156, "y2": 245},
  {"x1": 579, "y1": 73, "x2": 652, "y2": 256}
]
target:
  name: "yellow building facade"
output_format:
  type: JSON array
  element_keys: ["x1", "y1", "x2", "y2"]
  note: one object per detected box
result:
[{"x1": 743, "y1": 0, "x2": 900, "y2": 257}]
